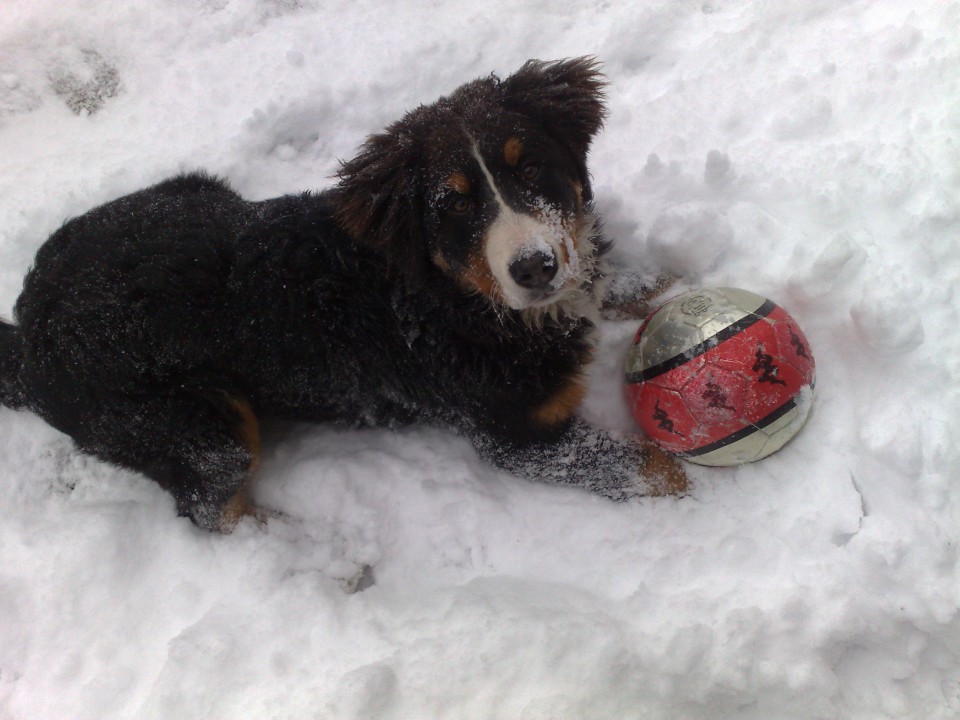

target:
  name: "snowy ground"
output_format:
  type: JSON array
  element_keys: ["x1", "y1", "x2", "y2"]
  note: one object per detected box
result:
[{"x1": 1, "y1": 1, "x2": 958, "y2": 718}]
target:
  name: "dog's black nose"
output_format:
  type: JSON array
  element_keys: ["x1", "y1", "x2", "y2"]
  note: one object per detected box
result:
[{"x1": 509, "y1": 250, "x2": 558, "y2": 290}]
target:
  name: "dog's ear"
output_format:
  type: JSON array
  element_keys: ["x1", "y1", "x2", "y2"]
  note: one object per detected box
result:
[
  {"x1": 499, "y1": 57, "x2": 608, "y2": 160},
  {"x1": 335, "y1": 124, "x2": 425, "y2": 288}
]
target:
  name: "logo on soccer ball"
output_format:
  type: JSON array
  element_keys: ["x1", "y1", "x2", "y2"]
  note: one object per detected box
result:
[{"x1": 680, "y1": 294, "x2": 713, "y2": 317}]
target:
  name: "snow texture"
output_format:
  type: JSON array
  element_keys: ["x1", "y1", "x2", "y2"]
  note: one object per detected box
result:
[{"x1": 1, "y1": 1, "x2": 959, "y2": 718}]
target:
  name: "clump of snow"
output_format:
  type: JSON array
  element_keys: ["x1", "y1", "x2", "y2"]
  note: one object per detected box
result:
[
  {"x1": 1, "y1": 2, "x2": 959, "y2": 719},
  {"x1": 530, "y1": 198, "x2": 581, "y2": 291}
]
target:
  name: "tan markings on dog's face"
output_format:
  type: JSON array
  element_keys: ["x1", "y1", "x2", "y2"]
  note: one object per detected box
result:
[
  {"x1": 445, "y1": 172, "x2": 471, "y2": 195},
  {"x1": 503, "y1": 137, "x2": 523, "y2": 167},
  {"x1": 462, "y1": 248, "x2": 499, "y2": 301},
  {"x1": 532, "y1": 375, "x2": 588, "y2": 427},
  {"x1": 557, "y1": 177, "x2": 595, "y2": 265},
  {"x1": 555, "y1": 228, "x2": 572, "y2": 265},
  {"x1": 572, "y1": 181, "x2": 584, "y2": 205}
]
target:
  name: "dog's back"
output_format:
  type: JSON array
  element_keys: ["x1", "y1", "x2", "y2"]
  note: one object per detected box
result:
[
  {"x1": 1, "y1": 174, "x2": 268, "y2": 529},
  {"x1": 11, "y1": 174, "x2": 245, "y2": 423}
]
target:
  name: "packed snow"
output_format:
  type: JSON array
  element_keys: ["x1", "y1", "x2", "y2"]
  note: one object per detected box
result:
[{"x1": 1, "y1": 1, "x2": 958, "y2": 718}]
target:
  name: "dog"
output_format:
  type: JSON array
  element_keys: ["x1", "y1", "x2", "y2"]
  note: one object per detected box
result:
[{"x1": 0, "y1": 57, "x2": 686, "y2": 531}]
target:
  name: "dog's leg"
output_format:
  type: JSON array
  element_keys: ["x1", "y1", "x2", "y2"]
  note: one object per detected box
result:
[
  {"x1": 82, "y1": 388, "x2": 262, "y2": 531},
  {"x1": 600, "y1": 269, "x2": 676, "y2": 320},
  {"x1": 469, "y1": 417, "x2": 688, "y2": 498}
]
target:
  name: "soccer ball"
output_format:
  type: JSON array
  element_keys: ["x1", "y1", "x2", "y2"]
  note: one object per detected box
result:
[{"x1": 624, "y1": 287, "x2": 815, "y2": 466}]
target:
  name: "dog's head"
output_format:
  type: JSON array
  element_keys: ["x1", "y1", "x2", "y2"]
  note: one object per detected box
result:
[{"x1": 336, "y1": 57, "x2": 608, "y2": 317}]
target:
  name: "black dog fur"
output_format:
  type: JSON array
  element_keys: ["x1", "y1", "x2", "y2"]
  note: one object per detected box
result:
[{"x1": 0, "y1": 58, "x2": 685, "y2": 530}]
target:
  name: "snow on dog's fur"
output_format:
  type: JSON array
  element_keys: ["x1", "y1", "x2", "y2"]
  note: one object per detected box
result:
[{"x1": 0, "y1": 58, "x2": 685, "y2": 530}]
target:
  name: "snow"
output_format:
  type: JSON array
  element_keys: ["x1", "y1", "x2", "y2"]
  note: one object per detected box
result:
[{"x1": 1, "y1": 0, "x2": 958, "y2": 718}]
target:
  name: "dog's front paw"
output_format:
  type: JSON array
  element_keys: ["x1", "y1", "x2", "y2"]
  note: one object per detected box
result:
[
  {"x1": 216, "y1": 490, "x2": 288, "y2": 532},
  {"x1": 639, "y1": 441, "x2": 688, "y2": 496},
  {"x1": 601, "y1": 271, "x2": 677, "y2": 320}
]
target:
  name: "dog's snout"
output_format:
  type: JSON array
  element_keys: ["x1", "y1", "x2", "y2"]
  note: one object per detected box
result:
[{"x1": 508, "y1": 249, "x2": 558, "y2": 290}]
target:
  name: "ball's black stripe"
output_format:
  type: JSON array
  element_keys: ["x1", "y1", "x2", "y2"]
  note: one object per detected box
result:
[
  {"x1": 682, "y1": 394, "x2": 799, "y2": 458},
  {"x1": 625, "y1": 298, "x2": 778, "y2": 385}
]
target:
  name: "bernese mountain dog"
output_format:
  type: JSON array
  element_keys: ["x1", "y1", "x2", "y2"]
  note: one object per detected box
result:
[{"x1": 0, "y1": 57, "x2": 686, "y2": 531}]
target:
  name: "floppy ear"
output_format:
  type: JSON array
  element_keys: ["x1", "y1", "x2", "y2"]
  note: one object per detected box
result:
[
  {"x1": 335, "y1": 124, "x2": 425, "y2": 288},
  {"x1": 499, "y1": 57, "x2": 608, "y2": 161}
]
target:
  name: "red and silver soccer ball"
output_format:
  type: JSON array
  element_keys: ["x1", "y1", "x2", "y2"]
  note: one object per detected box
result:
[{"x1": 625, "y1": 287, "x2": 815, "y2": 466}]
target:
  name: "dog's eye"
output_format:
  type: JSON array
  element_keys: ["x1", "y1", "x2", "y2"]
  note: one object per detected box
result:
[
  {"x1": 520, "y1": 161, "x2": 542, "y2": 182},
  {"x1": 447, "y1": 196, "x2": 473, "y2": 215}
]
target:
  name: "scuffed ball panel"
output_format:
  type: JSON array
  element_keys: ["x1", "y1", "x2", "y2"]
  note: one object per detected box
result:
[
  {"x1": 625, "y1": 383, "x2": 701, "y2": 455},
  {"x1": 626, "y1": 287, "x2": 768, "y2": 378},
  {"x1": 625, "y1": 287, "x2": 815, "y2": 466},
  {"x1": 683, "y1": 365, "x2": 750, "y2": 427},
  {"x1": 770, "y1": 311, "x2": 815, "y2": 377},
  {"x1": 684, "y1": 395, "x2": 812, "y2": 466}
]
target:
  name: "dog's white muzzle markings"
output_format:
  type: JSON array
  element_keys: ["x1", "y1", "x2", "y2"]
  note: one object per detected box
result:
[{"x1": 468, "y1": 136, "x2": 579, "y2": 311}]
